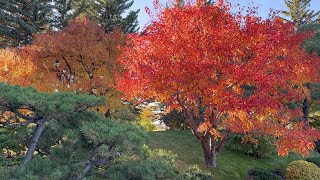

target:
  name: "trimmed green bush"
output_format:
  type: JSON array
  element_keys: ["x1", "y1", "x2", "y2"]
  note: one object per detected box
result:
[
  {"x1": 286, "y1": 160, "x2": 320, "y2": 180},
  {"x1": 247, "y1": 168, "x2": 283, "y2": 180},
  {"x1": 306, "y1": 157, "x2": 320, "y2": 167},
  {"x1": 251, "y1": 173, "x2": 280, "y2": 180},
  {"x1": 271, "y1": 169, "x2": 285, "y2": 179}
]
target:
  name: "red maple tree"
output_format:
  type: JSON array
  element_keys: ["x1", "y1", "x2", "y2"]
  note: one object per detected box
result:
[{"x1": 117, "y1": 0, "x2": 320, "y2": 168}]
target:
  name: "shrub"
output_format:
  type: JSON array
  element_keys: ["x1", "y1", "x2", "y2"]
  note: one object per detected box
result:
[
  {"x1": 138, "y1": 117, "x2": 156, "y2": 131},
  {"x1": 247, "y1": 168, "x2": 283, "y2": 180},
  {"x1": 310, "y1": 119, "x2": 320, "y2": 128},
  {"x1": 7, "y1": 116, "x2": 148, "y2": 179},
  {"x1": 306, "y1": 157, "x2": 320, "y2": 167},
  {"x1": 106, "y1": 147, "x2": 213, "y2": 180},
  {"x1": 314, "y1": 141, "x2": 320, "y2": 153},
  {"x1": 286, "y1": 160, "x2": 320, "y2": 180},
  {"x1": 162, "y1": 110, "x2": 188, "y2": 130},
  {"x1": 226, "y1": 134, "x2": 276, "y2": 158},
  {"x1": 11, "y1": 156, "x2": 70, "y2": 180},
  {"x1": 176, "y1": 165, "x2": 213, "y2": 180},
  {"x1": 106, "y1": 159, "x2": 177, "y2": 180},
  {"x1": 147, "y1": 148, "x2": 178, "y2": 164},
  {"x1": 0, "y1": 126, "x2": 32, "y2": 157},
  {"x1": 0, "y1": 168, "x2": 10, "y2": 179},
  {"x1": 271, "y1": 169, "x2": 285, "y2": 179},
  {"x1": 138, "y1": 106, "x2": 156, "y2": 131},
  {"x1": 105, "y1": 147, "x2": 178, "y2": 180}
]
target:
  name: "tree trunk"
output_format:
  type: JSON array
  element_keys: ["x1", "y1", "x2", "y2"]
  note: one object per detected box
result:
[
  {"x1": 74, "y1": 159, "x2": 94, "y2": 180},
  {"x1": 21, "y1": 120, "x2": 45, "y2": 167},
  {"x1": 201, "y1": 137, "x2": 217, "y2": 169},
  {"x1": 181, "y1": 108, "x2": 220, "y2": 169},
  {"x1": 303, "y1": 97, "x2": 309, "y2": 128}
]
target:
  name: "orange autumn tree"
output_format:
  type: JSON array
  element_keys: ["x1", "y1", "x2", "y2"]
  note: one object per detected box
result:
[
  {"x1": 23, "y1": 17, "x2": 126, "y2": 113},
  {"x1": 116, "y1": 0, "x2": 320, "y2": 168}
]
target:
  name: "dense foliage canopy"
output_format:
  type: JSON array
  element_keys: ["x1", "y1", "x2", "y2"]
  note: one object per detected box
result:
[{"x1": 117, "y1": 0, "x2": 320, "y2": 168}]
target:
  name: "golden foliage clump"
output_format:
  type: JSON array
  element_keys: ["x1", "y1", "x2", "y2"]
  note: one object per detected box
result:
[
  {"x1": 0, "y1": 48, "x2": 35, "y2": 86},
  {"x1": 0, "y1": 48, "x2": 58, "y2": 91}
]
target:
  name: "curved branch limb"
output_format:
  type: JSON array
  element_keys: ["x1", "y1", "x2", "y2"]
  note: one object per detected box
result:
[{"x1": 21, "y1": 119, "x2": 46, "y2": 168}]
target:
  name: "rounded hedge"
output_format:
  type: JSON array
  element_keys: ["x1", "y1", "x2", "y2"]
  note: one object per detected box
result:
[
  {"x1": 247, "y1": 168, "x2": 283, "y2": 180},
  {"x1": 286, "y1": 160, "x2": 320, "y2": 180}
]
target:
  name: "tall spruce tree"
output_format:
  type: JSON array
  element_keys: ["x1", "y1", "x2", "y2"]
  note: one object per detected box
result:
[
  {"x1": 52, "y1": 0, "x2": 91, "y2": 29},
  {"x1": 0, "y1": 0, "x2": 139, "y2": 46},
  {"x1": 88, "y1": 0, "x2": 140, "y2": 33},
  {"x1": 297, "y1": 22, "x2": 320, "y2": 127},
  {"x1": 283, "y1": 0, "x2": 320, "y2": 127},
  {"x1": 283, "y1": 0, "x2": 320, "y2": 26},
  {"x1": 53, "y1": 0, "x2": 140, "y2": 33},
  {"x1": 0, "y1": 0, "x2": 53, "y2": 47},
  {"x1": 299, "y1": 22, "x2": 320, "y2": 56}
]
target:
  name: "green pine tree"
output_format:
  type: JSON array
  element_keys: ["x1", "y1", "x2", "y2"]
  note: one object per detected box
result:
[
  {"x1": 0, "y1": 83, "x2": 150, "y2": 179},
  {"x1": 52, "y1": 0, "x2": 139, "y2": 33},
  {"x1": 0, "y1": 0, "x2": 53, "y2": 47},
  {"x1": 0, "y1": 83, "x2": 105, "y2": 167},
  {"x1": 283, "y1": 0, "x2": 320, "y2": 26},
  {"x1": 52, "y1": 0, "x2": 91, "y2": 29},
  {"x1": 283, "y1": 0, "x2": 320, "y2": 127},
  {"x1": 88, "y1": 0, "x2": 140, "y2": 33},
  {"x1": 298, "y1": 23, "x2": 320, "y2": 127},
  {"x1": 298, "y1": 22, "x2": 320, "y2": 56}
]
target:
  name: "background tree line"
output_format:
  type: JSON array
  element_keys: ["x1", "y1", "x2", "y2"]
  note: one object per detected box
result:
[{"x1": 0, "y1": 0, "x2": 139, "y2": 47}]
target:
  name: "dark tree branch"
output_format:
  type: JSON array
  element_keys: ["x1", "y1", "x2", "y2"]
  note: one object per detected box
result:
[
  {"x1": 62, "y1": 56, "x2": 73, "y2": 75},
  {"x1": 216, "y1": 131, "x2": 229, "y2": 152},
  {"x1": 21, "y1": 119, "x2": 46, "y2": 168},
  {"x1": 75, "y1": 155, "x2": 114, "y2": 180}
]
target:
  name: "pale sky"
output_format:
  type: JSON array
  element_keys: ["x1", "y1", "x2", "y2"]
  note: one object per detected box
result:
[{"x1": 130, "y1": 0, "x2": 320, "y2": 30}]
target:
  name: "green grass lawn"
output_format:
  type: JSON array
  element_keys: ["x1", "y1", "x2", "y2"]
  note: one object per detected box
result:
[{"x1": 148, "y1": 130, "x2": 313, "y2": 180}]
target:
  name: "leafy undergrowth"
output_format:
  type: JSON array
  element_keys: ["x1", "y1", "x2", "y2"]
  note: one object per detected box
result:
[
  {"x1": 147, "y1": 130, "x2": 315, "y2": 180},
  {"x1": 1, "y1": 130, "x2": 318, "y2": 179}
]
